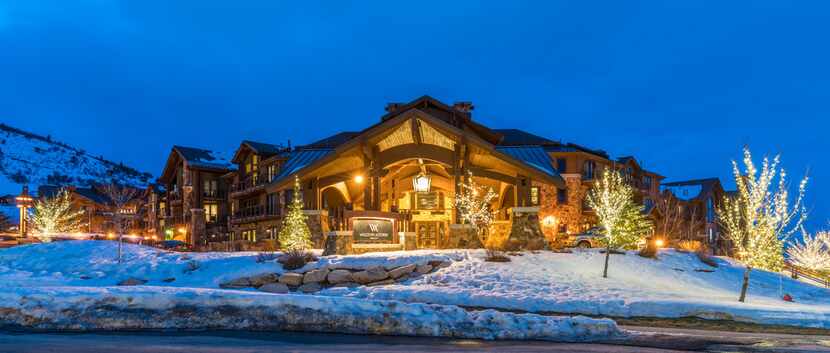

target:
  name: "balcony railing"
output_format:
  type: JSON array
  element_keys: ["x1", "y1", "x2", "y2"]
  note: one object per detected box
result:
[
  {"x1": 230, "y1": 173, "x2": 272, "y2": 194},
  {"x1": 203, "y1": 189, "x2": 226, "y2": 199},
  {"x1": 231, "y1": 205, "x2": 280, "y2": 222}
]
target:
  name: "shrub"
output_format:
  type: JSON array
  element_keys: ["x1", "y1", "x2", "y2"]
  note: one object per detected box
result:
[
  {"x1": 256, "y1": 252, "x2": 278, "y2": 263},
  {"x1": 638, "y1": 237, "x2": 658, "y2": 258},
  {"x1": 484, "y1": 248, "x2": 511, "y2": 262},
  {"x1": 184, "y1": 260, "x2": 201, "y2": 273},
  {"x1": 279, "y1": 249, "x2": 312, "y2": 271},
  {"x1": 677, "y1": 240, "x2": 703, "y2": 253}
]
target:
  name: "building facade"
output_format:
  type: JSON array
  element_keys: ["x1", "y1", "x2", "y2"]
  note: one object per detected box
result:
[
  {"x1": 149, "y1": 96, "x2": 673, "y2": 252},
  {"x1": 661, "y1": 178, "x2": 727, "y2": 254},
  {"x1": 37, "y1": 185, "x2": 144, "y2": 235},
  {"x1": 155, "y1": 146, "x2": 232, "y2": 245}
]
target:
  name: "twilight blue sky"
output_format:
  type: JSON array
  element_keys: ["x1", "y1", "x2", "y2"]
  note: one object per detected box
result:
[{"x1": 0, "y1": 1, "x2": 827, "y2": 230}]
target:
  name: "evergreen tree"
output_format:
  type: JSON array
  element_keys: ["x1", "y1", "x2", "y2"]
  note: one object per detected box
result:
[
  {"x1": 278, "y1": 176, "x2": 312, "y2": 251},
  {"x1": 30, "y1": 189, "x2": 85, "y2": 242}
]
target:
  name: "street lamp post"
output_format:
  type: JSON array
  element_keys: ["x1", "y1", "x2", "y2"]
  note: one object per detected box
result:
[{"x1": 15, "y1": 186, "x2": 33, "y2": 238}]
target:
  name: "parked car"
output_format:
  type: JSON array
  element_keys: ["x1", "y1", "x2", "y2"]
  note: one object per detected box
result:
[
  {"x1": 0, "y1": 234, "x2": 18, "y2": 248},
  {"x1": 159, "y1": 240, "x2": 191, "y2": 251},
  {"x1": 567, "y1": 227, "x2": 605, "y2": 248},
  {"x1": 567, "y1": 227, "x2": 662, "y2": 250}
]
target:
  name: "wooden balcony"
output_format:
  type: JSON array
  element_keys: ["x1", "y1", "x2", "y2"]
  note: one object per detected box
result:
[
  {"x1": 230, "y1": 205, "x2": 280, "y2": 224},
  {"x1": 229, "y1": 174, "x2": 271, "y2": 198},
  {"x1": 202, "y1": 189, "x2": 226, "y2": 200}
]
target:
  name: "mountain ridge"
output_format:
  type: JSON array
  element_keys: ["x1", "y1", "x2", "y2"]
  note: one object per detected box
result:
[{"x1": 0, "y1": 123, "x2": 153, "y2": 194}]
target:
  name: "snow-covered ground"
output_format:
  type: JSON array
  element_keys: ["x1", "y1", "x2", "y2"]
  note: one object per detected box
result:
[
  {"x1": 1, "y1": 240, "x2": 829, "y2": 331},
  {"x1": 0, "y1": 241, "x2": 618, "y2": 341},
  {"x1": 322, "y1": 250, "x2": 830, "y2": 328}
]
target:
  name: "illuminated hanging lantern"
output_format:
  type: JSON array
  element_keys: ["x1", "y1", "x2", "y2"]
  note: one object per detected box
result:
[{"x1": 412, "y1": 173, "x2": 431, "y2": 193}]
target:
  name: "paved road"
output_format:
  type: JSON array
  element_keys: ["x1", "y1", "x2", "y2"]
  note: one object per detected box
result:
[{"x1": 0, "y1": 327, "x2": 828, "y2": 353}]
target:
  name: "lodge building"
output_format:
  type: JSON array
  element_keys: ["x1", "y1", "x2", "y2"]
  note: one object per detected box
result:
[{"x1": 143, "y1": 96, "x2": 682, "y2": 253}]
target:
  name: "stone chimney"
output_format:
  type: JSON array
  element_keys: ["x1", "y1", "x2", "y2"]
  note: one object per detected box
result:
[{"x1": 452, "y1": 101, "x2": 474, "y2": 113}]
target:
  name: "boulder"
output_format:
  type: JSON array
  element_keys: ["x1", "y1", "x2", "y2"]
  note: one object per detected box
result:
[
  {"x1": 366, "y1": 279, "x2": 396, "y2": 287},
  {"x1": 117, "y1": 277, "x2": 148, "y2": 286},
  {"x1": 162, "y1": 277, "x2": 176, "y2": 283},
  {"x1": 298, "y1": 282, "x2": 322, "y2": 293},
  {"x1": 428, "y1": 260, "x2": 452, "y2": 269},
  {"x1": 219, "y1": 277, "x2": 251, "y2": 289},
  {"x1": 303, "y1": 268, "x2": 330, "y2": 284},
  {"x1": 415, "y1": 264, "x2": 433, "y2": 275},
  {"x1": 279, "y1": 272, "x2": 304, "y2": 286},
  {"x1": 249, "y1": 273, "x2": 279, "y2": 287},
  {"x1": 387, "y1": 264, "x2": 416, "y2": 279},
  {"x1": 327, "y1": 269, "x2": 353, "y2": 284},
  {"x1": 258, "y1": 282, "x2": 290, "y2": 294},
  {"x1": 352, "y1": 266, "x2": 388, "y2": 284},
  {"x1": 395, "y1": 274, "x2": 410, "y2": 282}
]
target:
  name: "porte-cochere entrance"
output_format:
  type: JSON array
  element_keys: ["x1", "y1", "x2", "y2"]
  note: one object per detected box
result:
[{"x1": 264, "y1": 97, "x2": 565, "y2": 254}]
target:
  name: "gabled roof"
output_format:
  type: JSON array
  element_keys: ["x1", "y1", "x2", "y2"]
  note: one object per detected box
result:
[
  {"x1": 544, "y1": 143, "x2": 610, "y2": 159},
  {"x1": 380, "y1": 95, "x2": 502, "y2": 145},
  {"x1": 242, "y1": 140, "x2": 285, "y2": 156},
  {"x1": 38, "y1": 185, "x2": 110, "y2": 205},
  {"x1": 662, "y1": 178, "x2": 723, "y2": 201},
  {"x1": 493, "y1": 129, "x2": 558, "y2": 146},
  {"x1": 173, "y1": 146, "x2": 231, "y2": 170},
  {"x1": 299, "y1": 132, "x2": 360, "y2": 149},
  {"x1": 270, "y1": 102, "x2": 566, "y2": 189},
  {"x1": 231, "y1": 140, "x2": 287, "y2": 163},
  {"x1": 159, "y1": 146, "x2": 232, "y2": 183}
]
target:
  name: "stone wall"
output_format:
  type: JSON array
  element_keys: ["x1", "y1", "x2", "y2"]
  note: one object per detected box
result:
[
  {"x1": 220, "y1": 258, "x2": 453, "y2": 294},
  {"x1": 323, "y1": 231, "x2": 353, "y2": 256},
  {"x1": 487, "y1": 221, "x2": 511, "y2": 249},
  {"x1": 506, "y1": 207, "x2": 546, "y2": 250},
  {"x1": 535, "y1": 175, "x2": 592, "y2": 245}
]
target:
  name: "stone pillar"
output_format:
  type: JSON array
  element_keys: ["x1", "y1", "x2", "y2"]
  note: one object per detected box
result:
[
  {"x1": 323, "y1": 231, "x2": 353, "y2": 256},
  {"x1": 448, "y1": 224, "x2": 480, "y2": 249},
  {"x1": 403, "y1": 232, "x2": 417, "y2": 250},
  {"x1": 303, "y1": 210, "x2": 329, "y2": 248},
  {"x1": 507, "y1": 206, "x2": 546, "y2": 250},
  {"x1": 190, "y1": 208, "x2": 205, "y2": 247}
]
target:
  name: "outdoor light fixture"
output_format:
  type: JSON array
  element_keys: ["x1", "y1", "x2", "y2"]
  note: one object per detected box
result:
[
  {"x1": 542, "y1": 215, "x2": 557, "y2": 227},
  {"x1": 655, "y1": 239, "x2": 665, "y2": 248},
  {"x1": 178, "y1": 227, "x2": 186, "y2": 234},
  {"x1": 412, "y1": 173, "x2": 431, "y2": 193},
  {"x1": 354, "y1": 175, "x2": 364, "y2": 184}
]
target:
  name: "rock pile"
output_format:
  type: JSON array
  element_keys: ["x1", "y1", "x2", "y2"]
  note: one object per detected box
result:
[{"x1": 220, "y1": 260, "x2": 452, "y2": 294}]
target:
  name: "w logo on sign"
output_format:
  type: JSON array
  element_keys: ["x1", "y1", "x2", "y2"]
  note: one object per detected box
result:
[{"x1": 368, "y1": 223, "x2": 380, "y2": 232}]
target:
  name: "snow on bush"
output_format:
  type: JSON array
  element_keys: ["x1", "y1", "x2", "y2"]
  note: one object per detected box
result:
[{"x1": 787, "y1": 230, "x2": 830, "y2": 271}]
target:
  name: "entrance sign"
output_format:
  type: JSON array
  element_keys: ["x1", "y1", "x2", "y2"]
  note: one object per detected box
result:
[
  {"x1": 416, "y1": 192, "x2": 439, "y2": 210},
  {"x1": 353, "y1": 218, "x2": 394, "y2": 243}
]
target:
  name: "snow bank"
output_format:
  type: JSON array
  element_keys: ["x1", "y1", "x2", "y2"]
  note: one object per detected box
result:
[
  {"x1": 321, "y1": 249, "x2": 830, "y2": 328},
  {"x1": 5, "y1": 241, "x2": 827, "y2": 330},
  {"x1": 0, "y1": 286, "x2": 619, "y2": 342}
]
